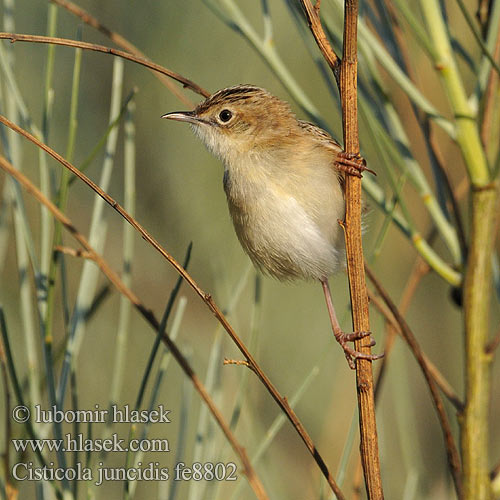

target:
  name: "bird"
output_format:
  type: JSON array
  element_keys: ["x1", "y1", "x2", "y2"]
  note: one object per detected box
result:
[{"x1": 162, "y1": 84, "x2": 381, "y2": 368}]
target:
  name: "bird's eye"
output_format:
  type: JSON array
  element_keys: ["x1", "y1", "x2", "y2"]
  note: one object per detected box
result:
[{"x1": 218, "y1": 109, "x2": 233, "y2": 123}]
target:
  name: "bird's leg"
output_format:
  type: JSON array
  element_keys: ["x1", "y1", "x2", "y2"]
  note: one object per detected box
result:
[
  {"x1": 320, "y1": 277, "x2": 383, "y2": 369},
  {"x1": 335, "y1": 151, "x2": 376, "y2": 177}
]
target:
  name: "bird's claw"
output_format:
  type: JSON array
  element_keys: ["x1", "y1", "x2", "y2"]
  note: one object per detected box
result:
[
  {"x1": 335, "y1": 151, "x2": 376, "y2": 178},
  {"x1": 335, "y1": 330, "x2": 384, "y2": 369}
]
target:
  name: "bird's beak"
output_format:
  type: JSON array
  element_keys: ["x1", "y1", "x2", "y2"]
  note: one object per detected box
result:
[{"x1": 161, "y1": 111, "x2": 202, "y2": 125}]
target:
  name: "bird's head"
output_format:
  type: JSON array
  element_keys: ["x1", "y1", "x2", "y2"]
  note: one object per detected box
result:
[{"x1": 162, "y1": 85, "x2": 299, "y2": 163}]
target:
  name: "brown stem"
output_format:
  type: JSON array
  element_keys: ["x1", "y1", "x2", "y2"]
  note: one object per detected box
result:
[
  {"x1": 365, "y1": 266, "x2": 463, "y2": 498},
  {"x1": 340, "y1": 2, "x2": 384, "y2": 498},
  {"x1": 300, "y1": 1, "x2": 383, "y2": 496},
  {"x1": 0, "y1": 115, "x2": 345, "y2": 500},
  {"x1": 50, "y1": 0, "x2": 194, "y2": 107},
  {"x1": 0, "y1": 32, "x2": 209, "y2": 98},
  {"x1": 0, "y1": 154, "x2": 269, "y2": 500}
]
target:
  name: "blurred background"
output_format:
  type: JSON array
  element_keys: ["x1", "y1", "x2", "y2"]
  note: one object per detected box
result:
[{"x1": 0, "y1": 1, "x2": 499, "y2": 499}]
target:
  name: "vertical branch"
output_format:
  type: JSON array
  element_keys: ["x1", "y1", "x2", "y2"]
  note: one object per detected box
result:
[
  {"x1": 418, "y1": 2, "x2": 498, "y2": 498},
  {"x1": 300, "y1": 0, "x2": 383, "y2": 496},
  {"x1": 462, "y1": 185, "x2": 498, "y2": 500},
  {"x1": 340, "y1": 1, "x2": 384, "y2": 498}
]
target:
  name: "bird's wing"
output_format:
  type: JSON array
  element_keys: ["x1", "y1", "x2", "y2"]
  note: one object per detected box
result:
[
  {"x1": 297, "y1": 120, "x2": 343, "y2": 152},
  {"x1": 297, "y1": 120, "x2": 345, "y2": 191}
]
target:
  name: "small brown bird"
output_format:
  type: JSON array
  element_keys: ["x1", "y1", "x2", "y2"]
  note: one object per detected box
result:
[{"x1": 163, "y1": 84, "x2": 381, "y2": 368}]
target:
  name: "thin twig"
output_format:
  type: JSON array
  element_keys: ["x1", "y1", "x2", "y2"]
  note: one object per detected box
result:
[
  {"x1": 298, "y1": 0, "x2": 341, "y2": 83},
  {"x1": 365, "y1": 266, "x2": 463, "y2": 498},
  {"x1": 224, "y1": 358, "x2": 253, "y2": 369},
  {"x1": 50, "y1": 0, "x2": 194, "y2": 107},
  {"x1": 0, "y1": 33, "x2": 209, "y2": 98},
  {"x1": 55, "y1": 245, "x2": 93, "y2": 260},
  {"x1": 0, "y1": 153, "x2": 269, "y2": 500},
  {"x1": 0, "y1": 114, "x2": 345, "y2": 499}
]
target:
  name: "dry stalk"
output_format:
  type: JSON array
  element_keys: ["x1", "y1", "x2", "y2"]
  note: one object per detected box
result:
[
  {"x1": 340, "y1": 2, "x2": 383, "y2": 495},
  {"x1": 0, "y1": 32, "x2": 209, "y2": 98}
]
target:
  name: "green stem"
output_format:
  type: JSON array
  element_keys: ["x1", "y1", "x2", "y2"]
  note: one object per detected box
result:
[
  {"x1": 44, "y1": 43, "x2": 82, "y2": 349},
  {"x1": 462, "y1": 185, "x2": 498, "y2": 500},
  {"x1": 419, "y1": 0, "x2": 490, "y2": 187},
  {"x1": 418, "y1": 3, "x2": 497, "y2": 499},
  {"x1": 108, "y1": 99, "x2": 136, "y2": 409}
]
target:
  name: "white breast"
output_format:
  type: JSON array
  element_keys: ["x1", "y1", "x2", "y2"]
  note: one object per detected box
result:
[{"x1": 223, "y1": 156, "x2": 345, "y2": 281}]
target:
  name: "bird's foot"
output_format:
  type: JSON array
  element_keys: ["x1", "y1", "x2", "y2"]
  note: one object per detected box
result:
[
  {"x1": 334, "y1": 330, "x2": 384, "y2": 369},
  {"x1": 335, "y1": 151, "x2": 376, "y2": 178}
]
